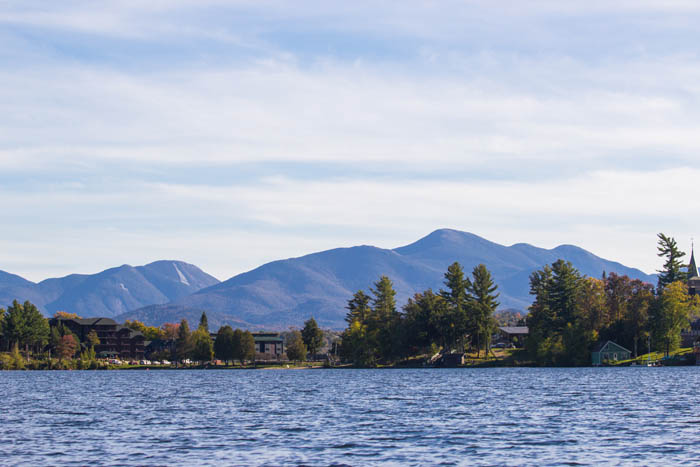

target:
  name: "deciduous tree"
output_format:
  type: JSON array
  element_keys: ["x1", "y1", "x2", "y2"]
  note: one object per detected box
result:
[
  {"x1": 286, "y1": 330, "x2": 307, "y2": 363},
  {"x1": 57, "y1": 334, "x2": 77, "y2": 361},
  {"x1": 214, "y1": 325, "x2": 235, "y2": 365},
  {"x1": 191, "y1": 327, "x2": 213, "y2": 364}
]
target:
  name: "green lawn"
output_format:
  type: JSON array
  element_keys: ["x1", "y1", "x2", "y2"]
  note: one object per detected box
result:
[{"x1": 614, "y1": 347, "x2": 695, "y2": 366}]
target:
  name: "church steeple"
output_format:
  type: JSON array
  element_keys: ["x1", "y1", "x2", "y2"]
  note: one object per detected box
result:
[{"x1": 689, "y1": 242, "x2": 699, "y2": 279}]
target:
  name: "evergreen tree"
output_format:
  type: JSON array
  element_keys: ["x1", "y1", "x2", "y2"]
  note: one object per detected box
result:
[
  {"x1": 340, "y1": 291, "x2": 376, "y2": 367},
  {"x1": 301, "y1": 317, "x2": 324, "y2": 359},
  {"x1": 549, "y1": 260, "x2": 582, "y2": 330},
  {"x1": 657, "y1": 233, "x2": 687, "y2": 290},
  {"x1": 403, "y1": 290, "x2": 442, "y2": 352},
  {"x1": 440, "y1": 262, "x2": 472, "y2": 350},
  {"x1": 345, "y1": 290, "x2": 371, "y2": 324},
  {"x1": 3, "y1": 300, "x2": 49, "y2": 356},
  {"x1": 198, "y1": 311, "x2": 209, "y2": 332},
  {"x1": 214, "y1": 325, "x2": 235, "y2": 365},
  {"x1": 175, "y1": 319, "x2": 192, "y2": 364},
  {"x1": 526, "y1": 261, "x2": 588, "y2": 365},
  {"x1": 468, "y1": 264, "x2": 499, "y2": 357},
  {"x1": 285, "y1": 330, "x2": 307, "y2": 363},
  {"x1": 370, "y1": 276, "x2": 397, "y2": 320},
  {"x1": 370, "y1": 275, "x2": 400, "y2": 360}
]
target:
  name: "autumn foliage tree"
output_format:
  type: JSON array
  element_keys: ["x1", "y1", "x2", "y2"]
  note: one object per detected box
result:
[{"x1": 57, "y1": 334, "x2": 78, "y2": 361}]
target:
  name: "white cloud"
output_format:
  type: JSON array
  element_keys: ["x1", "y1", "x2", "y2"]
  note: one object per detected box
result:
[
  {"x1": 2, "y1": 167, "x2": 696, "y2": 282},
  {"x1": 1, "y1": 1, "x2": 699, "y2": 283}
]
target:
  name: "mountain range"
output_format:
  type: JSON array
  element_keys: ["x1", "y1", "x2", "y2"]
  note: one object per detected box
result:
[
  {"x1": 1, "y1": 229, "x2": 657, "y2": 330},
  {"x1": 0, "y1": 261, "x2": 219, "y2": 318}
]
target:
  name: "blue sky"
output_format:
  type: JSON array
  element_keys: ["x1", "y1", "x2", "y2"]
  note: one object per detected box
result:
[{"x1": 2, "y1": 1, "x2": 700, "y2": 281}]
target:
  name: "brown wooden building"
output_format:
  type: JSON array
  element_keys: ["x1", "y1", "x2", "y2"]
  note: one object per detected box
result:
[{"x1": 49, "y1": 317, "x2": 145, "y2": 360}]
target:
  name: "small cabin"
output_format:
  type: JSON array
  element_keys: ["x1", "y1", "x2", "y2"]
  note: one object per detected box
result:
[{"x1": 591, "y1": 341, "x2": 632, "y2": 366}]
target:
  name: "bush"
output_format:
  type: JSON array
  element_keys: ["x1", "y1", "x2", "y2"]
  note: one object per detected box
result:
[{"x1": 0, "y1": 346, "x2": 26, "y2": 370}]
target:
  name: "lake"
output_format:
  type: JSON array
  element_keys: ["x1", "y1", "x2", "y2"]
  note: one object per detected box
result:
[{"x1": 1, "y1": 367, "x2": 699, "y2": 465}]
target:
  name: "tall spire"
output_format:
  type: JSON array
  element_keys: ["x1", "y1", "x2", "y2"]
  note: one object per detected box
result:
[{"x1": 689, "y1": 240, "x2": 699, "y2": 279}]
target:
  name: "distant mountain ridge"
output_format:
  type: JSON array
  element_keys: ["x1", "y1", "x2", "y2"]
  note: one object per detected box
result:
[
  {"x1": 115, "y1": 229, "x2": 656, "y2": 330},
  {"x1": 0, "y1": 261, "x2": 220, "y2": 318}
]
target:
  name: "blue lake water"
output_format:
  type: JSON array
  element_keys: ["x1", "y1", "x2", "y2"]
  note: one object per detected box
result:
[{"x1": 1, "y1": 367, "x2": 699, "y2": 465}]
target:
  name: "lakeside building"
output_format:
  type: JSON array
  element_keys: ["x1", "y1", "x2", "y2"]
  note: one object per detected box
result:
[
  {"x1": 591, "y1": 341, "x2": 631, "y2": 366},
  {"x1": 682, "y1": 249, "x2": 700, "y2": 346},
  {"x1": 49, "y1": 317, "x2": 145, "y2": 360},
  {"x1": 497, "y1": 326, "x2": 529, "y2": 347},
  {"x1": 252, "y1": 333, "x2": 284, "y2": 361}
]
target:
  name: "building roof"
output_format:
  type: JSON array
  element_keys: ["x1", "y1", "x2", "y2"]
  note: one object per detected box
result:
[
  {"x1": 499, "y1": 326, "x2": 529, "y2": 335},
  {"x1": 689, "y1": 248, "x2": 699, "y2": 279},
  {"x1": 116, "y1": 325, "x2": 144, "y2": 338},
  {"x1": 254, "y1": 335, "x2": 284, "y2": 343},
  {"x1": 593, "y1": 340, "x2": 632, "y2": 354},
  {"x1": 53, "y1": 317, "x2": 118, "y2": 326}
]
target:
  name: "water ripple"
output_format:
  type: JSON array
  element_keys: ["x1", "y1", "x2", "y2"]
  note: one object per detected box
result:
[{"x1": 1, "y1": 367, "x2": 699, "y2": 465}]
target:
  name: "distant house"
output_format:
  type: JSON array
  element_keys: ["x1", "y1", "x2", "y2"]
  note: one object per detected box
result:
[
  {"x1": 591, "y1": 341, "x2": 631, "y2": 366},
  {"x1": 681, "y1": 319, "x2": 700, "y2": 347},
  {"x1": 497, "y1": 326, "x2": 529, "y2": 347},
  {"x1": 252, "y1": 333, "x2": 284, "y2": 361},
  {"x1": 49, "y1": 317, "x2": 145, "y2": 360}
]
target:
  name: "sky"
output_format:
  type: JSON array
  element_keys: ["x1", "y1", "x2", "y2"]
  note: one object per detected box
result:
[{"x1": 2, "y1": 1, "x2": 700, "y2": 282}]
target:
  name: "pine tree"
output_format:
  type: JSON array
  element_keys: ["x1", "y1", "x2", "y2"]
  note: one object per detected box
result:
[
  {"x1": 468, "y1": 264, "x2": 500, "y2": 357},
  {"x1": 550, "y1": 260, "x2": 583, "y2": 330},
  {"x1": 3, "y1": 300, "x2": 49, "y2": 356},
  {"x1": 370, "y1": 276, "x2": 397, "y2": 320},
  {"x1": 198, "y1": 311, "x2": 209, "y2": 332},
  {"x1": 370, "y1": 275, "x2": 399, "y2": 361},
  {"x1": 439, "y1": 262, "x2": 472, "y2": 350},
  {"x1": 345, "y1": 290, "x2": 371, "y2": 324},
  {"x1": 657, "y1": 233, "x2": 687, "y2": 290},
  {"x1": 301, "y1": 317, "x2": 324, "y2": 359},
  {"x1": 175, "y1": 319, "x2": 192, "y2": 364}
]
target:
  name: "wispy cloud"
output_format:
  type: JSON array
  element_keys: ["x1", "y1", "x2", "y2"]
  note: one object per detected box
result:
[{"x1": 1, "y1": 1, "x2": 698, "y2": 281}]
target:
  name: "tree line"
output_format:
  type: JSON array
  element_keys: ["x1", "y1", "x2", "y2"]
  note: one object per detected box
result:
[
  {"x1": 3, "y1": 232, "x2": 698, "y2": 368},
  {"x1": 526, "y1": 234, "x2": 699, "y2": 365},
  {"x1": 339, "y1": 262, "x2": 500, "y2": 366}
]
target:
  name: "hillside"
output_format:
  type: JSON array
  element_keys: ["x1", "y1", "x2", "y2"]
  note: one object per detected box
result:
[
  {"x1": 118, "y1": 229, "x2": 656, "y2": 329},
  {"x1": 0, "y1": 261, "x2": 220, "y2": 318}
]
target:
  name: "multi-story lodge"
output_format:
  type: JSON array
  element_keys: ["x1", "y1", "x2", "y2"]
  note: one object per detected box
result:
[
  {"x1": 252, "y1": 332, "x2": 284, "y2": 361},
  {"x1": 49, "y1": 317, "x2": 145, "y2": 360}
]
